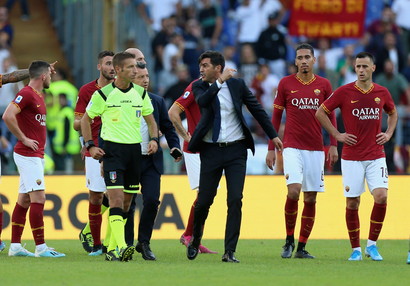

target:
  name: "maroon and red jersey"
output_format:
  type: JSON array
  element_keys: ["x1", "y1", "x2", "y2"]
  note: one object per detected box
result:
[
  {"x1": 75, "y1": 79, "x2": 102, "y2": 157},
  {"x1": 268, "y1": 74, "x2": 335, "y2": 151},
  {"x1": 13, "y1": 86, "x2": 46, "y2": 158},
  {"x1": 174, "y1": 80, "x2": 201, "y2": 153},
  {"x1": 322, "y1": 82, "x2": 396, "y2": 161}
]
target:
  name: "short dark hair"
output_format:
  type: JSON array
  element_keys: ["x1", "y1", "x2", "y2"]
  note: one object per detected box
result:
[
  {"x1": 28, "y1": 61, "x2": 50, "y2": 79},
  {"x1": 356, "y1": 51, "x2": 375, "y2": 63},
  {"x1": 295, "y1": 43, "x2": 315, "y2": 56},
  {"x1": 198, "y1": 50, "x2": 225, "y2": 71},
  {"x1": 98, "y1": 50, "x2": 114, "y2": 61},
  {"x1": 113, "y1": 52, "x2": 135, "y2": 68}
]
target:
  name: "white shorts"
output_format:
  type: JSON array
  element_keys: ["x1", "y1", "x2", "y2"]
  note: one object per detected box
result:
[
  {"x1": 341, "y1": 158, "x2": 388, "y2": 197},
  {"x1": 183, "y1": 152, "x2": 200, "y2": 190},
  {"x1": 85, "y1": 156, "x2": 106, "y2": 192},
  {"x1": 283, "y1": 148, "x2": 325, "y2": 192},
  {"x1": 14, "y1": 152, "x2": 45, "y2": 193}
]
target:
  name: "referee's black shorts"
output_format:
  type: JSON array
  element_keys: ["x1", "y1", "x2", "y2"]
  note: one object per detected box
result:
[{"x1": 102, "y1": 141, "x2": 141, "y2": 193}]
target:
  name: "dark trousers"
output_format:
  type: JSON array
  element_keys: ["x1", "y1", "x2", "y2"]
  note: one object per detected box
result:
[
  {"x1": 193, "y1": 141, "x2": 247, "y2": 252},
  {"x1": 125, "y1": 155, "x2": 161, "y2": 245}
]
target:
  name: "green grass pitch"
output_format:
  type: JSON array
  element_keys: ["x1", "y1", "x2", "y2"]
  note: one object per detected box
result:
[{"x1": 0, "y1": 239, "x2": 409, "y2": 286}]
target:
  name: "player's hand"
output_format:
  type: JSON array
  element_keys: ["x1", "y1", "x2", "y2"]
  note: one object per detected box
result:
[
  {"x1": 265, "y1": 150, "x2": 276, "y2": 170},
  {"x1": 184, "y1": 132, "x2": 192, "y2": 143},
  {"x1": 49, "y1": 61, "x2": 58, "y2": 74},
  {"x1": 327, "y1": 145, "x2": 338, "y2": 167},
  {"x1": 220, "y1": 68, "x2": 236, "y2": 82},
  {"x1": 22, "y1": 137, "x2": 39, "y2": 151},
  {"x1": 147, "y1": 140, "x2": 158, "y2": 155},
  {"x1": 272, "y1": 137, "x2": 283, "y2": 152},
  {"x1": 89, "y1": 146, "x2": 105, "y2": 160},
  {"x1": 336, "y1": 133, "x2": 357, "y2": 146},
  {"x1": 376, "y1": 132, "x2": 391, "y2": 145}
]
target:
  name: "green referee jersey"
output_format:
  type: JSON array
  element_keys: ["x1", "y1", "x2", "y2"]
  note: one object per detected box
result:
[{"x1": 86, "y1": 82, "x2": 153, "y2": 144}]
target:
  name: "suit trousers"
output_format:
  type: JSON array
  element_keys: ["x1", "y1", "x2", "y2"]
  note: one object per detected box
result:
[
  {"x1": 125, "y1": 155, "x2": 161, "y2": 245},
  {"x1": 193, "y1": 140, "x2": 247, "y2": 252}
]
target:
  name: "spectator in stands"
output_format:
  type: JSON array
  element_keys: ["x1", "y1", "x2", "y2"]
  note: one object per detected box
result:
[
  {"x1": 314, "y1": 38, "x2": 344, "y2": 71},
  {"x1": 314, "y1": 54, "x2": 340, "y2": 91},
  {"x1": 182, "y1": 18, "x2": 203, "y2": 80},
  {"x1": 0, "y1": 7, "x2": 13, "y2": 47},
  {"x1": 238, "y1": 43, "x2": 259, "y2": 87},
  {"x1": 392, "y1": 0, "x2": 410, "y2": 56},
  {"x1": 256, "y1": 11, "x2": 287, "y2": 78},
  {"x1": 138, "y1": 0, "x2": 182, "y2": 32},
  {"x1": 251, "y1": 63, "x2": 279, "y2": 113},
  {"x1": 375, "y1": 59, "x2": 410, "y2": 152},
  {"x1": 198, "y1": 0, "x2": 223, "y2": 51},
  {"x1": 6, "y1": 0, "x2": 30, "y2": 21},
  {"x1": 163, "y1": 63, "x2": 190, "y2": 109},
  {"x1": 373, "y1": 31, "x2": 405, "y2": 75},
  {"x1": 336, "y1": 44, "x2": 357, "y2": 86},
  {"x1": 162, "y1": 32, "x2": 184, "y2": 72},
  {"x1": 222, "y1": 45, "x2": 237, "y2": 71}
]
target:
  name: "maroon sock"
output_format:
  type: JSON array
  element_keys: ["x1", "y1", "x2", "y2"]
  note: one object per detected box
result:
[
  {"x1": 346, "y1": 208, "x2": 360, "y2": 248},
  {"x1": 11, "y1": 203, "x2": 28, "y2": 243},
  {"x1": 89, "y1": 202, "x2": 102, "y2": 246},
  {"x1": 184, "y1": 198, "x2": 197, "y2": 237},
  {"x1": 284, "y1": 196, "x2": 299, "y2": 236},
  {"x1": 299, "y1": 201, "x2": 316, "y2": 243},
  {"x1": 29, "y1": 203, "x2": 45, "y2": 246},
  {"x1": 369, "y1": 202, "x2": 387, "y2": 241}
]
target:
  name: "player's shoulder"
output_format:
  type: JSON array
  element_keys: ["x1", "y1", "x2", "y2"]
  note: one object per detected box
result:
[
  {"x1": 78, "y1": 80, "x2": 98, "y2": 96},
  {"x1": 279, "y1": 74, "x2": 296, "y2": 83}
]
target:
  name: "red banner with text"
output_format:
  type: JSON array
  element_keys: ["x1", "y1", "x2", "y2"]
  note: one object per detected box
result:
[{"x1": 288, "y1": 0, "x2": 366, "y2": 38}]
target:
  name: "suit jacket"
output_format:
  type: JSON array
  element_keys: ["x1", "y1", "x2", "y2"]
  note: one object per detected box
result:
[
  {"x1": 188, "y1": 78, "x2": 277, "y2": 154},
  {"x1": 147, "y1": 92, "x2": 180, "y2": 174}
]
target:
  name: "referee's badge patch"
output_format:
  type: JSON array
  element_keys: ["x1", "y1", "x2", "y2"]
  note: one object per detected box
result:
[
  {"x1": 136, "y1": 110, "x2": 141, "y2": 117},
  {"x1": 183, "y1": 91, "x2": 190, "y2": 99},
  {"x1": 109, "y1": 171, "x2": 117, "y2": 183}
]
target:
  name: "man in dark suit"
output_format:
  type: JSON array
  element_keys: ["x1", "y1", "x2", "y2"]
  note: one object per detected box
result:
[
  {"x1": 186, "y1": 51, "x2": 283, "y2": 262},
  {"x1": 125, "y1": 64, "x2": 182, "y2": 260}
]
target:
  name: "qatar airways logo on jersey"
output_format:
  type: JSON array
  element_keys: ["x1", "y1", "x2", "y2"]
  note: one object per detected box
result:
[
  {"x1": 352, "y1": 108, "x2": 380, "y2": 120},
  {"x1": 291, "y1": 98, "x2": 320, "y2": 110},
  {"x1": 35, "y1": 114, "x2": 46, "y2": 126}
]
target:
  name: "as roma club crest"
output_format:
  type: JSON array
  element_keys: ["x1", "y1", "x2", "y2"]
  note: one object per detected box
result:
[
  {"x1": 374, "y1": 97, "x2": 381, "y2": 104},
  {"x1": 345, "y1": 186, "x2": 350, "y2": 192},
  {"x1": 109, "y1": 171, "x2": 117, "y2": 183},
  {"x1": 314, "y1": 89, "x2": 321, "y2": 96},
  {"x1": 36, "y1": 179, "x2": 42, "y2": 185}
]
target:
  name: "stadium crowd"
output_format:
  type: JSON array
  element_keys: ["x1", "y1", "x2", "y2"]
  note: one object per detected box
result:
[{"x1": 0, "y1": 0, "x2": 410, "y2": 176}]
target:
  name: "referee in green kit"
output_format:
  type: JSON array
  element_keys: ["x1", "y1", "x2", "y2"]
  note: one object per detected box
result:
[{"x1": 81, "y1": 52, "x2": 159, "y2": 262}]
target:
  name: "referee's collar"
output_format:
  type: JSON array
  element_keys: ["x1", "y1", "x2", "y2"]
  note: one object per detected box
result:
[{"x1": 113, "y1": 82, "x2": 133, "y2": 93}]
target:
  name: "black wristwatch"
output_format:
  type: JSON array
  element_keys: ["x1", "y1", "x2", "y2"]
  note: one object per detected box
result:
[
  {"x1": 85, "y1": 140, "x2": 95, "y2": 151},
  {"x1": 150, "y1": 137, "x2": 159, "y2": 144}
]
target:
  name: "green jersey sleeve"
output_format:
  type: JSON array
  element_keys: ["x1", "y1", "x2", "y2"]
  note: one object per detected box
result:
[{"x1": 86, "y1": 91, "x2": 105, "y2": 119}]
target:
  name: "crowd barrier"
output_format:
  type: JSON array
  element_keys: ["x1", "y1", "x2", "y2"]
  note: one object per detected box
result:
[{"x1": 1, "y1": 175, "x2": 409, "y2": 240}]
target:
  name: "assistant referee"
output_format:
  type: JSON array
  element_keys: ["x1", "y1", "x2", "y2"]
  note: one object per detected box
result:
[{"x1": 81, "y1": 52, "x2": 159, "y2": 262}]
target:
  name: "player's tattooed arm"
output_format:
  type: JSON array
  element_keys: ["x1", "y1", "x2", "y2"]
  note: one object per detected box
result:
[{"x1": 2, "y1": 69, "x2": 29, "y2": 84}]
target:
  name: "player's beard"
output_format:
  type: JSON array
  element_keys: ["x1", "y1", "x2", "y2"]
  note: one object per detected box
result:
[{"x1": 102, "y1": 71, "x2": 115, "y2": 81}]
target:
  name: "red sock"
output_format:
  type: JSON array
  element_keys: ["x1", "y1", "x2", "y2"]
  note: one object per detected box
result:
[
  {"x1": 11, "y1": 203, "x2": 28, "y2": 243},
  {"x1": 369, "y1": 202, "x2": 387, "y2": 241},
  {"x1": 299, "y1": 201, "x2": 316, "y2": 243},
  {"x1": 29, "y1": 203, "x2": 45, "y2": 246},
  {"x1": 0, "y1": 211, "x2": 3, "y2": 242},
  {"x1": 346, "y1": 208, "x2": 360, "y2": 248},
  {"x1": 184, "y1": 198, "x2": 197, "y2": 237},
  {"x1": 89, "y1": 202, "x2": 102, "y2": 245},
  {"x1": 284, "y1": 196, "x2": 298, "y2": 236}
]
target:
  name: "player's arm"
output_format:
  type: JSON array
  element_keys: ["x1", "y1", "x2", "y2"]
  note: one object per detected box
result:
[
  {"x1": 73, "y1": 113, "x2": 83, "y2": 131},
  {"x1": 1, "y1": 69, "x2": 29, "y2": 85},
  {"x1": 80, "y1": 112, "x2": 104, "y2": 159},
  {"x1": 144, "y1": 113, "x2": 159, "y2": 155},
  {"x1": 168, "y1": 103, "x2": 191, "y2": 142},
  {"x1": 2, "y1": 103, "x2": 39, "y2": 151},
  {"x1": 316, "y1": 105, "x2": 357, "y2": 146},
  {"x1": 376, "y1": 110, "x2": 398, "y2": 145},
  {"x1": 266, "y1": 106, "x2": 284, "y2": 170}
]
